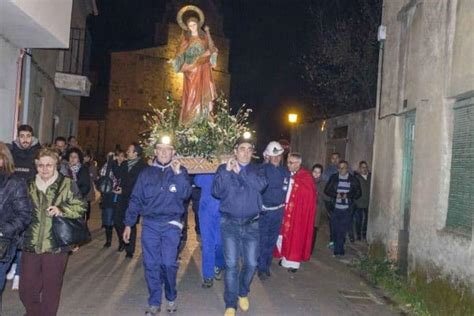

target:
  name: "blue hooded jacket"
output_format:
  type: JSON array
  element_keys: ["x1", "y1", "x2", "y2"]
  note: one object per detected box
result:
[
  {"x1": 259, "y1": 163, "x2": 290, "y2": 207},
  {"x1": 124, "y1": 164, "x2": 192, "y2": 226},
  {"x1": 212, "y1": 163, "x2": 267, "y2": 218}
]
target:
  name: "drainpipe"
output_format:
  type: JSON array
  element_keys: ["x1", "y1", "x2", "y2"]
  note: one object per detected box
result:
[
  {"x1": 12, "y1": 49, "x2": 25, "y2": 140},
  {"x1": 21, "y1": 49, "x2": 32, "y2": 124}
]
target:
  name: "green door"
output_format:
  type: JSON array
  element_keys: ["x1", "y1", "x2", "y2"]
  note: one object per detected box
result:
[{"x1": 399, "y1": 111, "x2": 416, "y2": 275}]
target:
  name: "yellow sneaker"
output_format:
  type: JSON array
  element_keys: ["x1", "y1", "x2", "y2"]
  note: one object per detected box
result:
[
  {"x1": 224, "y1": 307, "x2": 236, "y2": 316},
  {"x1": 238, "y1": 296, "x2": 249, "y2": 312}
]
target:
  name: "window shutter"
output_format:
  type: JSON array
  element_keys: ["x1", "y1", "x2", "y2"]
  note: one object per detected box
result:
[{"x1": 446, "y1": 99, "x2": 474, "y2": 235}]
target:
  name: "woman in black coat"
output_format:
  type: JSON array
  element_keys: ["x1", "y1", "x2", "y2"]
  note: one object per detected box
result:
[
  {"x1": 65, "y1": 148, "x2": 91, "y2": 199},
  {"x1": 0, "y1": 142, "x2": 31, "y2": 309}
]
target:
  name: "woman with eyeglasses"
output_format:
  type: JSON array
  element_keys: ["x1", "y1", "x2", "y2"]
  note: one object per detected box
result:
[{"x1": 20, "y1": 148, "x2": 86, "y2": 316}]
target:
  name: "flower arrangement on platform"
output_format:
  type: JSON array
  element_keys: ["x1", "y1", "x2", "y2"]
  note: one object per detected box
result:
[{"x1": 142, "y1": 94, "x2": 253, "y2": 159}]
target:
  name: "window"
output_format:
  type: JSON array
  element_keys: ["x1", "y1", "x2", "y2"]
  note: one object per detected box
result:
[
  {"x1": 446, "y1": 97, "x2": 474, "y2": 236},
  {"x1": 332, "y1": 126, "x2": 348, "y2": 139}
]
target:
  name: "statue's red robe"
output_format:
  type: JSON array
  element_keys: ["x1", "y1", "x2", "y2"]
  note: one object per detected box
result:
[{"x1": 174, "y1": 35, "x2": 217, "y2": 124}]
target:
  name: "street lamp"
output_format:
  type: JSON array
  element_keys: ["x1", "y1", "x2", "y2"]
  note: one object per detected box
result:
[
  {"x1": 243, "y1": 131, "x2": 252, "y2": 139},
  {"x1": 288, "y1": 113, "x2": 298, "y2": 124}
]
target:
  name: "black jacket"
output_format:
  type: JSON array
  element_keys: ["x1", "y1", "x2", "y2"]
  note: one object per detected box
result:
[
  {"x1": 324, "y1": 173, "x2": 362, "y2": 211},
  {"x1": 120, "y1": 159, "x2": 147, "y2": 199},
  {"x1": 74, "y1": 165, "x2": 91, "y2": 199},
  {"x1": 0, "y1": 174, "x2": 32, "y2": 241},
  {"x1": 10, "y1": 138, "x2": 41, "y2": 181}
]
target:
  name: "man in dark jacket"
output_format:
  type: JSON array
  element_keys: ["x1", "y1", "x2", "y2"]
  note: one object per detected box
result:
[
  {"x1": 324, "y1": 161, "x2": 361, "y2": 257},
  {"x1": 257, "y1": 141, "x2": 289, "y2": 280},
  {"x1": 212, "y1": 137, "x2": 267, "y2": 316},
  {"x1": 7, "y1": 124, "x2": 39, "y2": 290},
  {"x1": 354, "y1": 161, "x2": 371, "y2": 241},
  {"x1": 10, "y1": 125, "x2": 41, "y2": 181},
  {"x1": 114, "y1": 142, "x2": 146, "y2": 258},
  {"x1": 123, "y1": 137, "x2": 191, "y2": 315}
]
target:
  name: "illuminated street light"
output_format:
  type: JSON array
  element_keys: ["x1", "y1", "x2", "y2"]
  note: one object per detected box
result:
[
  {"x1": 243, "y1": 131, "x2": 252, "y2": 139},
  {"x1": 288, "y1": 113, "x2": 298, "y2": 124}
]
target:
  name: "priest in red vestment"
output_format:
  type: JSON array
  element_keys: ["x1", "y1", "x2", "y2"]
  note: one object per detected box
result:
[{"x1": 275, "y1": 153, "x2": 317, "y2": 271}]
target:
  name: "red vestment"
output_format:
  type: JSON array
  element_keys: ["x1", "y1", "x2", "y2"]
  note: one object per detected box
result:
[{"x1": 276, "y1": 168, "x2": 317, "y2": 262}]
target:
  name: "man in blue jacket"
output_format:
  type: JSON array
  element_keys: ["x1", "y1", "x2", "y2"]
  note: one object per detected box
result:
[
  {"x1": 123, "y1": 137, "x2": 192, "y2": 315},
  {"x1": 257, "y1": 141, "x2": 290, "y2": 280},
  {"x1": 212, "y1": 137, "x2": 267, "y2": 316}
]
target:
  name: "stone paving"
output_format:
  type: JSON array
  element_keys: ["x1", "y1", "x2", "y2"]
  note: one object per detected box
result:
[{"x1": 2, "y1": 204, "x2": 402, "y2": 316}]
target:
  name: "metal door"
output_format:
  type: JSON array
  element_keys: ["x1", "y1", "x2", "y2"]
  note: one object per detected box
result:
[{"x1": 399, "y1": 111, "x2": 416, "y2": 275}]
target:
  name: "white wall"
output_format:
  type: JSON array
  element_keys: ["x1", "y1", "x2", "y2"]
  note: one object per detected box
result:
[
  {"x1": 291, "y1": 109, "x2": 376, "y2": 171},
  {"x1": 0, "y1": 37, "x2": 20, "y2": 142},
  {"x1": 370, "y1": 0, "x2": 474, "y2": 288}
]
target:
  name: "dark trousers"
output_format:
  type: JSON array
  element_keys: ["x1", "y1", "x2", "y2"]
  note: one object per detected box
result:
[
  {"x1": 19, "y1": 251, "x2": 68, "y2": 316},
  {"x1": 257, "y1": 208, "x2": 283, "y2": 274},
  {"x1": 221, "y1": 215, "x2": 259, "y2": 309},
  {"x1": 141, "y1": 220, "x2": 181, "y2": 306},
  {"x1": 86, "y1": 201, "x2": 91, "y2": 221},
  {"x1": 331, "y1": 209, "x2": 352, "y2": 255},
  {"x1": 114, "y1": 199, "x2": 137, "y2": 255},
  {"x1": 325, "y1": 201, "x2": 335, "y2": 243},
  {"x1": 354, "y1": 208, "x2": 368, "y2": 240},
  {"x1": 191, "y1": 187, "x2": 201, "y2": 235}
]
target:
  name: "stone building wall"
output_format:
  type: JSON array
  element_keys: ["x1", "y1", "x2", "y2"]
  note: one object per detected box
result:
[{"x1": 370, "y1": 0, "x2": 474, "y2": 303}]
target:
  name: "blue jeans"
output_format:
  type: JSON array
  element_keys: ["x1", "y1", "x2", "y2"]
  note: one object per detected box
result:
[
  {"x1": 199, "y1": 198, "x2": 225, "y2": 279},
  {"x1": 102, "y1": 207, "x2": 114, "y2": 226},
  {"x1": 12, "y1": 249, "x2": 21, "y2": 276},
  {"x1": 331, "y1": 209, "x2": 352, "y2": 255},
  {"x1": 257, "y1": 208, "x2": 283, "y2": 274},
  {"x1": 141, "y1": 220, "x2": 181, "y2": 307},
  {"x1": 220, "y1": 214, "x2": 259, "y2": 309},
  {"x1": 0, "y1": 244, "x2": 16, "y2": 292},
  {"x1": 354, "y1": 208, "x2": 368, "y2": 239}
]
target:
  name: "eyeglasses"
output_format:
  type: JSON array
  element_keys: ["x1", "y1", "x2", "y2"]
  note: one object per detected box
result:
[{"x1": 37, "y1": 164, "x2": 55, "y2": 169}]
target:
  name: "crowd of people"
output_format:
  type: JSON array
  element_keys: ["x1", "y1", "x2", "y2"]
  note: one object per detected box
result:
[{"x1": 0, "y1": 124, "x2": 372, "y2": 316}]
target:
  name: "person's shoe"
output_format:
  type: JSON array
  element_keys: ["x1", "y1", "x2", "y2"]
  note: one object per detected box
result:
[
  {"x1": 6, "y1": 263, "x2": 16, "y2": 280},
  {"x1": 145, "y1": 305, "x2": 161, "y2": 315},
  {"x1": 202, "y1": 278, "x2": 213, "y2": 288},
  {"x1": 103, "y1": 241, "x2": 111, "y2": 248},
  {"x1": 166, "y1": 301, "x2": 177, "y2": 313},
  {"x1": 238, "y1": 296, "x2": 249, "y2": 312},
  {"x1": 118, "y1": 244, "x2": 125, "y2": 252},
  {"x1": 287, "y1": 268, "x2": 298, "y2": 273},
  {"x1": 125, "y1": 253, "x2": 133, "y2": 259},
  {"x1": 12, "y1": 275, "x2": 20, "y2": 290},
  {"x1": 224, "y1": 308, "x2": 236, "y2": 316},
  {"x1": 258, "y1": 271, "x2": 269, "y2": 281},
  {"x1": 327, "y1": 242, "x2": 334, "y2": 249},
  {"x1": 214, "y1": 266, "x2": 223, "y2": 280}
]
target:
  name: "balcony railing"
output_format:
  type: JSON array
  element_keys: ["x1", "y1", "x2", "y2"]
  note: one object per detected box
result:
[{"x1": 56, "y1": 27, "x2": 91, "y2": 76}]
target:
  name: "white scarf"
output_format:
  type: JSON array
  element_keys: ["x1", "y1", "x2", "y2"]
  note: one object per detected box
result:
[{"x1": 35, "y1": 170, "x2": 59, "y2": 193}]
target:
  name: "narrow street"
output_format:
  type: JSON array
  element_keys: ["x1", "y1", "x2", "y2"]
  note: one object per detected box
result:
[{"x1": 3, "y1": 203, "x2": 402, "y2": 316}]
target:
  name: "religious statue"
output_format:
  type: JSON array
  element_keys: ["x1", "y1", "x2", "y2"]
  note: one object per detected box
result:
[{"x1": 170, "y1": 5, "x2": 218, "y2": 124}]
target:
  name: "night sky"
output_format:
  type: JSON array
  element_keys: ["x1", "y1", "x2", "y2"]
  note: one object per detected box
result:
[{"x1": 81, "y1": 0, "x2": 380, "y2": 150}]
